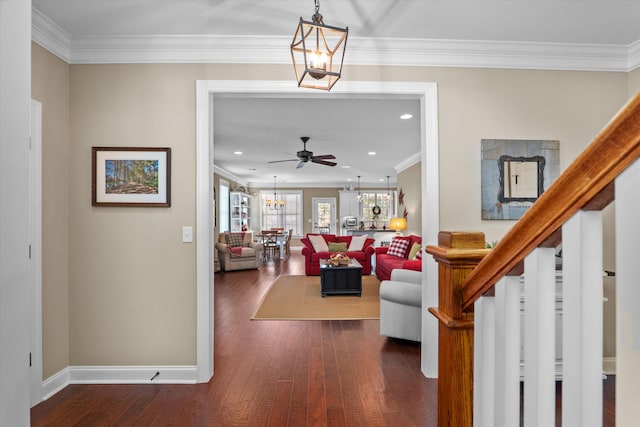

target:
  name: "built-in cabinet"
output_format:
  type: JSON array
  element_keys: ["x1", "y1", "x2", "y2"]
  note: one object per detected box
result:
[
  {"x1": 230, "y1": 192, "x2": 251, "y2": 232},
  {"x1": 339, "y1": 190, "x2": 360, "y2": 218}
]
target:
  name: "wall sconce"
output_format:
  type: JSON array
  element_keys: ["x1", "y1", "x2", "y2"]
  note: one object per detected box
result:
[{"x1": 290, "y1": 0, "x2": 348, "y2": 91}]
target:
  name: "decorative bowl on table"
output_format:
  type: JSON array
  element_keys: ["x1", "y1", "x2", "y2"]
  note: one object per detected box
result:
[{"x1": 326, "y1": 253, "x2": 350, "y2": 267}]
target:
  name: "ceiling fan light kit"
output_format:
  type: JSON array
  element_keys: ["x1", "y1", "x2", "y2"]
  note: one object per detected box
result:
[{"x1": 290, "y1": 0, "x2": 348, "y2": 91}]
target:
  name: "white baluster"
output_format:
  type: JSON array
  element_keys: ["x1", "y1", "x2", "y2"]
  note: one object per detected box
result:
[
  {"x1": 474, "y1": 295, "x2": 495, "y2": 426},
  {"x1": 494, "y1": 275, "x2": 521, "y2": 427},
  {"x1": 562, "y1": 210, "x2": 603, "y2": 427},
  {"x1": 523, "y1": 247, "x2": 556, "y2": 427},
  {"x1": 615, "y1": 158, "x2": 640, "y2": 425}
]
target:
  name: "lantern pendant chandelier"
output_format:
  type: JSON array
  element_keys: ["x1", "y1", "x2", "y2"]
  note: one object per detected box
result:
[
  {"x1": 265, "y1": 176, "x2": 285, "y2": 210},
  {"x1": 290, "y1": 0, "x2": 349, "y2": 91}
]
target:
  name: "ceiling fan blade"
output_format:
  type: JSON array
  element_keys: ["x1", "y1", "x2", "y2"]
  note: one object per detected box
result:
[
  {"x1": 267, "y1": 159, "x2": 299, "y2": 164},
  {"x1": 312, "y1": 154, "x2": 336, "y2": 160},
  {"x1": 296, "y1": 161, "x2": 305, "y2": 169},
  {"x1": 312, "y1": 158, "x2": 337, "y2": 167}
]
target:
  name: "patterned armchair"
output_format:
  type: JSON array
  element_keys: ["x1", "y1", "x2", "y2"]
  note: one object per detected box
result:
[{"x1": 215, "y1": 232, "x2": 263, "y2": 271}]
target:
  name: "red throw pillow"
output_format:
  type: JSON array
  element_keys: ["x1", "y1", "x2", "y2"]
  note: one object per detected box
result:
[{"x1": 387, "y1": 237, "x2": 411, "y2": 258}]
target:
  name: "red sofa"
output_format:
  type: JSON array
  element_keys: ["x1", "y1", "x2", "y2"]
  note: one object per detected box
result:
[
  {"x1": 301, "y1": 234, "x2": 375, "y2": 276},
  {"x1": 374, "y1": 235, "x2": 423, "y2": 281}
]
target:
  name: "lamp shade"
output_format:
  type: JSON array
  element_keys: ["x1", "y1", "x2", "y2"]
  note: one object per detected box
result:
[{"x1": 389, "y1": 217, "x2": 407, "y2": 232}]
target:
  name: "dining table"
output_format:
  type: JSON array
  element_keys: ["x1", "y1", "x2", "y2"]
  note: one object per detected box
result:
[{"x1": 256, "y1": 230, "x2": 288, "y2": 259}]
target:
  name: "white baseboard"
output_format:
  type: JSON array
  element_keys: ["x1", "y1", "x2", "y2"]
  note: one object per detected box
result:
[
  {"x1": 42, "y1": 366, "x2": 71, "y2": 401},
  {"x1": 41, "y1": 365, "x2": 197, "y2": 401},
  {"x1": 603, "y1": 357, "x2": 616, "y2": 375}
]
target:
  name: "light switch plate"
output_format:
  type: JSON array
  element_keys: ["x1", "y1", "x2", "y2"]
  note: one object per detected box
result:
[{"x1": 182, "y1": 226, "x2": 193, "y2": 243}]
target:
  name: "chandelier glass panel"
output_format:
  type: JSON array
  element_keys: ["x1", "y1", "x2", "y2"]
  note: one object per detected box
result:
[{"x1": 290, "y1": 0, "x2": 348, "y2": 91}]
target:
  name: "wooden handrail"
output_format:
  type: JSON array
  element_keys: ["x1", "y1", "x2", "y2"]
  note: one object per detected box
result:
[{"x1": 461, "y1": 92, "x2": 640, "y2": 311}]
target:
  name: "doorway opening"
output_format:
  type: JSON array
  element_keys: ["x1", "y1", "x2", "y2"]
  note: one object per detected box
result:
[{"x1": 196, "y1": 80, "x2": 440, "y2": 382}]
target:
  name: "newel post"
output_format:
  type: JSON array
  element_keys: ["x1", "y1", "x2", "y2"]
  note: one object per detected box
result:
[{"x1": 426, "y1": 231, "x2": 489, "y2": 427}]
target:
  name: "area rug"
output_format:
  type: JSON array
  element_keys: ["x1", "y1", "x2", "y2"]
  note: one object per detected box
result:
[{"x1": 252, "y1": 275, "x2": 381, "y2": 320}]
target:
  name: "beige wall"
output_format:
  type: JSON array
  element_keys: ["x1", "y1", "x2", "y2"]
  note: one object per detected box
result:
[
  {"x1": 34, "y1": 44, "x2": 636, "y2": 370},
  {"x1": 299, "y1": 187, "x2": 340, "y2": 235},
  {"x1": 67, "y1": 63, "x2": 208, "y2": 365},
  {"x1": 32, "y1": 43, "x2": 71, "y2": 378},
  {"x1": 628, "y1": 68, "x2": 640, "y2": 94},
  {"x1": 346, "y1": 65, "x2": 628, "y2": 242},
  {"x1": 397, "y1": 162, "x2": 422, "y2": 236}
]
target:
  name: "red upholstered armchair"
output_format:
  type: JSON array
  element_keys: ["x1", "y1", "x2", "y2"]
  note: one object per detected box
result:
[
  {"x1": 374, "y1": 235, "x2": 423, "y2": 281},
  {"x1": 300, "y1": 234, "x2": 375, "y2": 276}
]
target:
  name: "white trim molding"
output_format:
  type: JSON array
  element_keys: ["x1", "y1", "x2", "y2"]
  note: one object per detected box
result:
[
  {"x1": 196, "y1": 80, "x2": 440, "y2": 381},
  {"x1": 627, "y1": 39, "x2": 640, "y2": 71},
  {"x1": 32, "y1": 6, "x2": 640, "y2": 72},
  {"x1": 395, "y1": 153, "x2": 421, "y2": 174},
  {"x1": 41, "y1": 365, "x2": 198, "y2": 402},
  {"x1": 603, "y1": 357, "x2": 616, "y2": 376},
  {"x1": 32, "y1": 7, "x2": 70, "y2": 61}
]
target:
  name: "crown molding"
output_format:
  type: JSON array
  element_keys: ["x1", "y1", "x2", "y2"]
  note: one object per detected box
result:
[
  {"x1": 32, "y1": 7, "x2": 640, "y2": 72},
  {"x1": 395, "y1": 153, "x2": 421, "y2": 174},
  {"x1": 32, "y1": 7, "x2": 70, "y2": 61},
  {"x1": 628, "y1": 39, "x2": 640, "y2": 71},
  {"x1": 213, "y1": 165, "x2": 247, "y2": 187},
  {"x1": 246, "y1": 180, "x2": 387, "y2": 189}
]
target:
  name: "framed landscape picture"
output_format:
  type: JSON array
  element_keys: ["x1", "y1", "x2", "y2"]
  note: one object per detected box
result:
[{"x1": 92, "y1": 147, "x2": 171, "y2": 207}]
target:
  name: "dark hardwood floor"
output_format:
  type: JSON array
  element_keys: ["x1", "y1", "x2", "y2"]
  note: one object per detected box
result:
[
  {"x1": 30, "y1": 250, "x2": 615, "y2": 426},
  {"x1": 31, "y1": 251, "x2": 436, "y2": 426}
]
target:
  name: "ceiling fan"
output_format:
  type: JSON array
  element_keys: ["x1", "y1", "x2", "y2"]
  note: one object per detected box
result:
[{"x1": 268, "y1": 136, "x2": 337, "y2": 169}]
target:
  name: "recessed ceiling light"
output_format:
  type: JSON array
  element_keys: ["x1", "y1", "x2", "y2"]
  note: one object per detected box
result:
[
  {"x1": 341, "y1": 165, "x2": 351, "y2": 169},
  {"x1": 234, "y1": 151, "x2": 243, "y2": 155},
  {"x1": 347, "y1": 178, "x2": 352, "y2": 181},
  {"x1": 379, "y1": 178, "x2": 385, "y2": 181},
  {"x1": 400, "y1": 113, "x2": 413, "y2": 120},
  {"x1": 368, "y1": 151, "x2": 376, "y2": 156}
]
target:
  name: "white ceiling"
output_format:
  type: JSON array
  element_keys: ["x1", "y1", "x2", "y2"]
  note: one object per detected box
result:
[
  {"x1": 213, "y1": 94, "x2": 421, "y2": 188},
  {"x1": 31, "y1": 0, "x2": 640, "y2": 187}
]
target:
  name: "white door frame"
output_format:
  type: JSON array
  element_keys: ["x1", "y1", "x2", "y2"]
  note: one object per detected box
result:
[
  {"x1": 196, "y1": 80, "x2": 440, "y2": 382},
  {"x1": 312, "y1": 197, "x2": 336, "y2": 234},
  {"x1": 30, "y1": 99, "x2": 43, "y2": 405}
]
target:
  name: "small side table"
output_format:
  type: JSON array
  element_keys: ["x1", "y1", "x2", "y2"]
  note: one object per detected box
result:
[{"x1": 319, "y1": 258, "x2": 363, "y2": 297}]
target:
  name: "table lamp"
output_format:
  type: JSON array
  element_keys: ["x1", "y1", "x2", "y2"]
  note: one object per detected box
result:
[{"x1": 389, "y1": 217, "x2": 407, "y2": 234}]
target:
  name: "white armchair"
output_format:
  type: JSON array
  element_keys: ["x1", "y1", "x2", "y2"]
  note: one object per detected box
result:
[{"x1": 379, "y1": 269, "x2": 422, "y2": 342}]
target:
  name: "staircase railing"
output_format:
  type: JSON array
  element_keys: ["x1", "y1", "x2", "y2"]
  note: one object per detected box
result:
[{"x1": 427, "y1": 92, "x2": 640, "y2": 426}]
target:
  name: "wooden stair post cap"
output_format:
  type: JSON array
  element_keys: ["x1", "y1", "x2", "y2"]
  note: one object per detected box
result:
[{"x1": 438, "y1": 231, "x2": 485, "y2": 250}]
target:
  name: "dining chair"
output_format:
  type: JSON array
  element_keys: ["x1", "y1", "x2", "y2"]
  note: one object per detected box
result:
[
  {"x1": 261, "y1": 230, "x2": 280, "y2": 261},
  {"x1": 282, "y1": 229, "x2": 293, "y2": 259}
]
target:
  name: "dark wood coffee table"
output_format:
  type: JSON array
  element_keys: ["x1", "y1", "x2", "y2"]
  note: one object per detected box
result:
[{"x1": 319, "y1": 258, "x2": 363, "y2": 297}]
